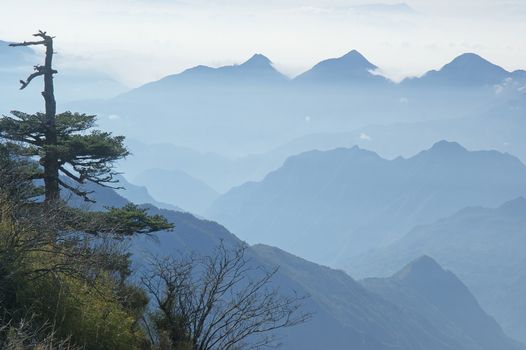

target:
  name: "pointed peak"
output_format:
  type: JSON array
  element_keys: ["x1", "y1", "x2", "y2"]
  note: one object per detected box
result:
[
  {"x1": 442, "y1": 53, "x2": 508, "y2": 73},
  {"x1": 394, "y1": 255, "x2": 444, "y2": 280},
  {"x1": 428, "y1": 140, "x2": 467, "y2": 153},
  {"x1": 343, "y1": 49, "x2": 365, "y2": 58},
  {"x1": 452, "y1": 52, "x2": 486, "y2": 62},
  {"x1": 242, "y1": 53, "x2": 273, "y2": 67},
  {"x1": 295, "y1": 49, "x2": 381, "y2": 83},
  {"x1": 339, "y1": 50, "x2": 377, "y2": 69},
  {"x1": 411, "y1": 255, "x2": 441, "y2": 268}
]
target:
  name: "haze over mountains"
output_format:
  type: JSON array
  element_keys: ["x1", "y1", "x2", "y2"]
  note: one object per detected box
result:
[
  {"x1": 134, "y1": 168, "x2": 218, "y2": 215},
  {"x1": 294, "y1": 49, "x2": 388, "y2": 85},
  {"x1": 348, "y1": 197, "x2": 526, "y2": 344},
  {"x1": 0, "y1": 40, "x2": 126, "y2": 114},
  {"x1": 85, "y1": 184, "x2": 524, "y2": 350},
  {"x1": 3, "y1": 38, "x2": 526, "y2": 347},
  {"x1": 207, "y1": 141, "x2": 526, "y2": 263},
  {"x1": 3, "y1": 39, "x2": 525, "y2": 183},
  {"x1": 67, "y1": 48, "x2": 525, "y2": 203},
  {"x1": 64, "y1": 48, "x2": 525, "y2": 158},
  {"x1": 361, "y1": 256, "x2": 524, "y2": 350}
]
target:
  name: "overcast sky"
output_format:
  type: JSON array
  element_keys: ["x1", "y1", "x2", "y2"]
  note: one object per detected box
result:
[{"x1": 1, "y1": 0, "x2": 524, "y2": 86}]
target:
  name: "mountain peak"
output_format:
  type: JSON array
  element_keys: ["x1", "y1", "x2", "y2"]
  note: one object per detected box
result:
[
  {"x1": 430, "y1": 53, "x2": 509, "y2": 85},
  {"x1": 336, "y1": 50, "x2": 378, "y2": 70},
  {"x1": 394, "y1": 255, "x2": 444, "y2": 281},
  {"x1": 342, "y1": 49, "x2": 373, "y2": 62},
  {"x1": 404, "y1": 52, "x2": 511, "y2": 86},
  {"x1": 428, "y1": 140, "x2": 467, "y2": 153},
  {"x1": 241, "y1": 53, "x2": 273, "y2": 67},
  {"x1": 447, "y1": 53, "x2": 504, "y2": 69},
  {"x1": 294, "y1": 50, "x2": 382, "y2": 83},
  {"x1": 160, "y1": 53, "x2": 283, "y2": 84}
]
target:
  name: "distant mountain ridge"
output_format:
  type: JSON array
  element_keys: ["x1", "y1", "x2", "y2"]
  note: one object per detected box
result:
[
  {"x1": 254, "y1": 245, "x2": 525, "y2": 350},
  {"x1": 403, "y1": 52, "x2": 522, "y2": 86},
  {"x1": 362, "y1": 256, "x2": 525, "y2": 350},
  {"x1": 134, "y1": 168, "x2": 218, "y2": 215},
  {"x1": 65, "y1": 47, "x2": 526, "y2": 156},
  {"x1": 207, "y1": 141, "x2": 526, "y2": 264},
  {"x1": 140, "y1": 53, "x2": 287, "y2": 90},
  {"x1": 294, "y1": 50, "x2": 389, "y2": 85},
  {"x1": 127, "y1": 50, "x2": 523, "y2": 91},
  {"x1": 349, "y1": 197, "x2": 526, "y2": 344},
  {"x1": 70, "y1": 179, "x2": 525, "y2": 349},
  {"x1": 132, "y1": 50, "x2": 524, "y2": 89}
]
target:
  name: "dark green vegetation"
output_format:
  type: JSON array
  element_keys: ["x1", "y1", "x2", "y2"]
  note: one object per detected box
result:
[
  {"x1": 3, "y1": 31, "x2": 525, "y2": 349},
  {"x1": 3, "y1": 31, "x2": 128, "y2": 202},
  {"x1": 0, "y1": 145, "x2": 168, "y2": 349},
  {"x1": 0, "y1": 33, "x2": 308, "y2": 350},
  {"x1": 0, "y1": 32, "x2": 171, "y2": 349}
]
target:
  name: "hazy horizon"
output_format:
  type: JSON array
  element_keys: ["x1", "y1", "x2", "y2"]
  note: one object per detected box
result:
[
  {"x1": 1, "y1": 0, "x2": 525, "y2": 87},
  {"x1": 1, "y1": 3, "x2": 526, "y2": 349}
]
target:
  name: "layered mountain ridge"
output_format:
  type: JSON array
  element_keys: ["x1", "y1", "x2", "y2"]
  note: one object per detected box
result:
[
  {"x1": 362, "y1": 256, "x2": 524, "y2": 350},
  {"x1": 207, "y1": 141, "x2": 526, "y2": 263},
  {"x1": 77, "y1": 182, "x2": 525, "y2": 350},
  {"x1": 348, "y1": 197, "x2": 526, "y2": 343}
]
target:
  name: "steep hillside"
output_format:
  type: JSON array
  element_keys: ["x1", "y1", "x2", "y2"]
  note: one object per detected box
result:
[
  {"x1": 348, "y1": 197, "x2": 526, "y2": 343},
  {"x1": 253, "y1": 245, "x2": 524, "y2": 350},
  {"x1": 362, "y1": 256, "x2": 524, "y2": 350},
  {"x1": 83, "y1": 184, "x2": 524, "y2": 349}
]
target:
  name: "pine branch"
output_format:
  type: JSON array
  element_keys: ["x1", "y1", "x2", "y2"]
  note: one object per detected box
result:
[
  {"x1": 9, "y1": 40, "x2": 46, "y2": 47},
  {"x1": 8, "y1": 30, "x2": 54, "y2": 48},
  {"x1": 87, "y1": 175, "x2": 124, "y2": 190},
  {"x1": 58, "y1": 179, "x2": 95, "y2": 203},
  {"x1": 59, "y1": 166, "x2": 85, "y2": 184}
]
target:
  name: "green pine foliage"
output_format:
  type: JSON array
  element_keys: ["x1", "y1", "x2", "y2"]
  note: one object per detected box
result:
[
  {"x1": 0, "y1": 110, "x2": 129, "y2": 201},
  {"x1": 0, "y1": 31, "x2": 174, "y2": 348}
]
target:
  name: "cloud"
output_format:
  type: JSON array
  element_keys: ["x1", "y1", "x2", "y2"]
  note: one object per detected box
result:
[
  {"x1": 360, "y1": 132, "x2": 372, "y2": 141},
  {"x1": 494, "y1": 84, "x2": 504, "y2": 95},
  {"x1": 298, "y1": 6, "x2": 332, "y2": 15},
  {"x1": 349, "y1": 3, "x2": 416, "y2": 15},
  {"x1": 0, "y1": 0, "x2": 524, "y2": 87},
  {"x1": 493, "y1": 77, "x2": 525, "y2": 95}
]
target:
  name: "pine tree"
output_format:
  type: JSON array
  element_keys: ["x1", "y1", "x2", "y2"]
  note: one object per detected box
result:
[{"x1": 1, "y1": 31, "x2": 128, "y2": 202}]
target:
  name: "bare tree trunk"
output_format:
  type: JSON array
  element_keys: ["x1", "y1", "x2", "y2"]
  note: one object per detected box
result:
[
  {"x1": 41, "y1": 34, "x2": 59, "y2": 202},
  {"x1": 10, "y1": 31, "x2": 59, "y2": 202}
]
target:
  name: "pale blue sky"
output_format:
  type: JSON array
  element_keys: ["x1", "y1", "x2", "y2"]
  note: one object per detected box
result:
[{"x1": 1, "y1": 0, "x2": 524, "y2": 86}]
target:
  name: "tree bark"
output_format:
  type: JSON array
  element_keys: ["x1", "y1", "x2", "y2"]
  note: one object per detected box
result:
[
  {"x1": 10, "y1": 32, "x2": 59, "y2": 202},
  {"x1": 41, "y1": 34, "x2": 59, "y2": 202}
]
